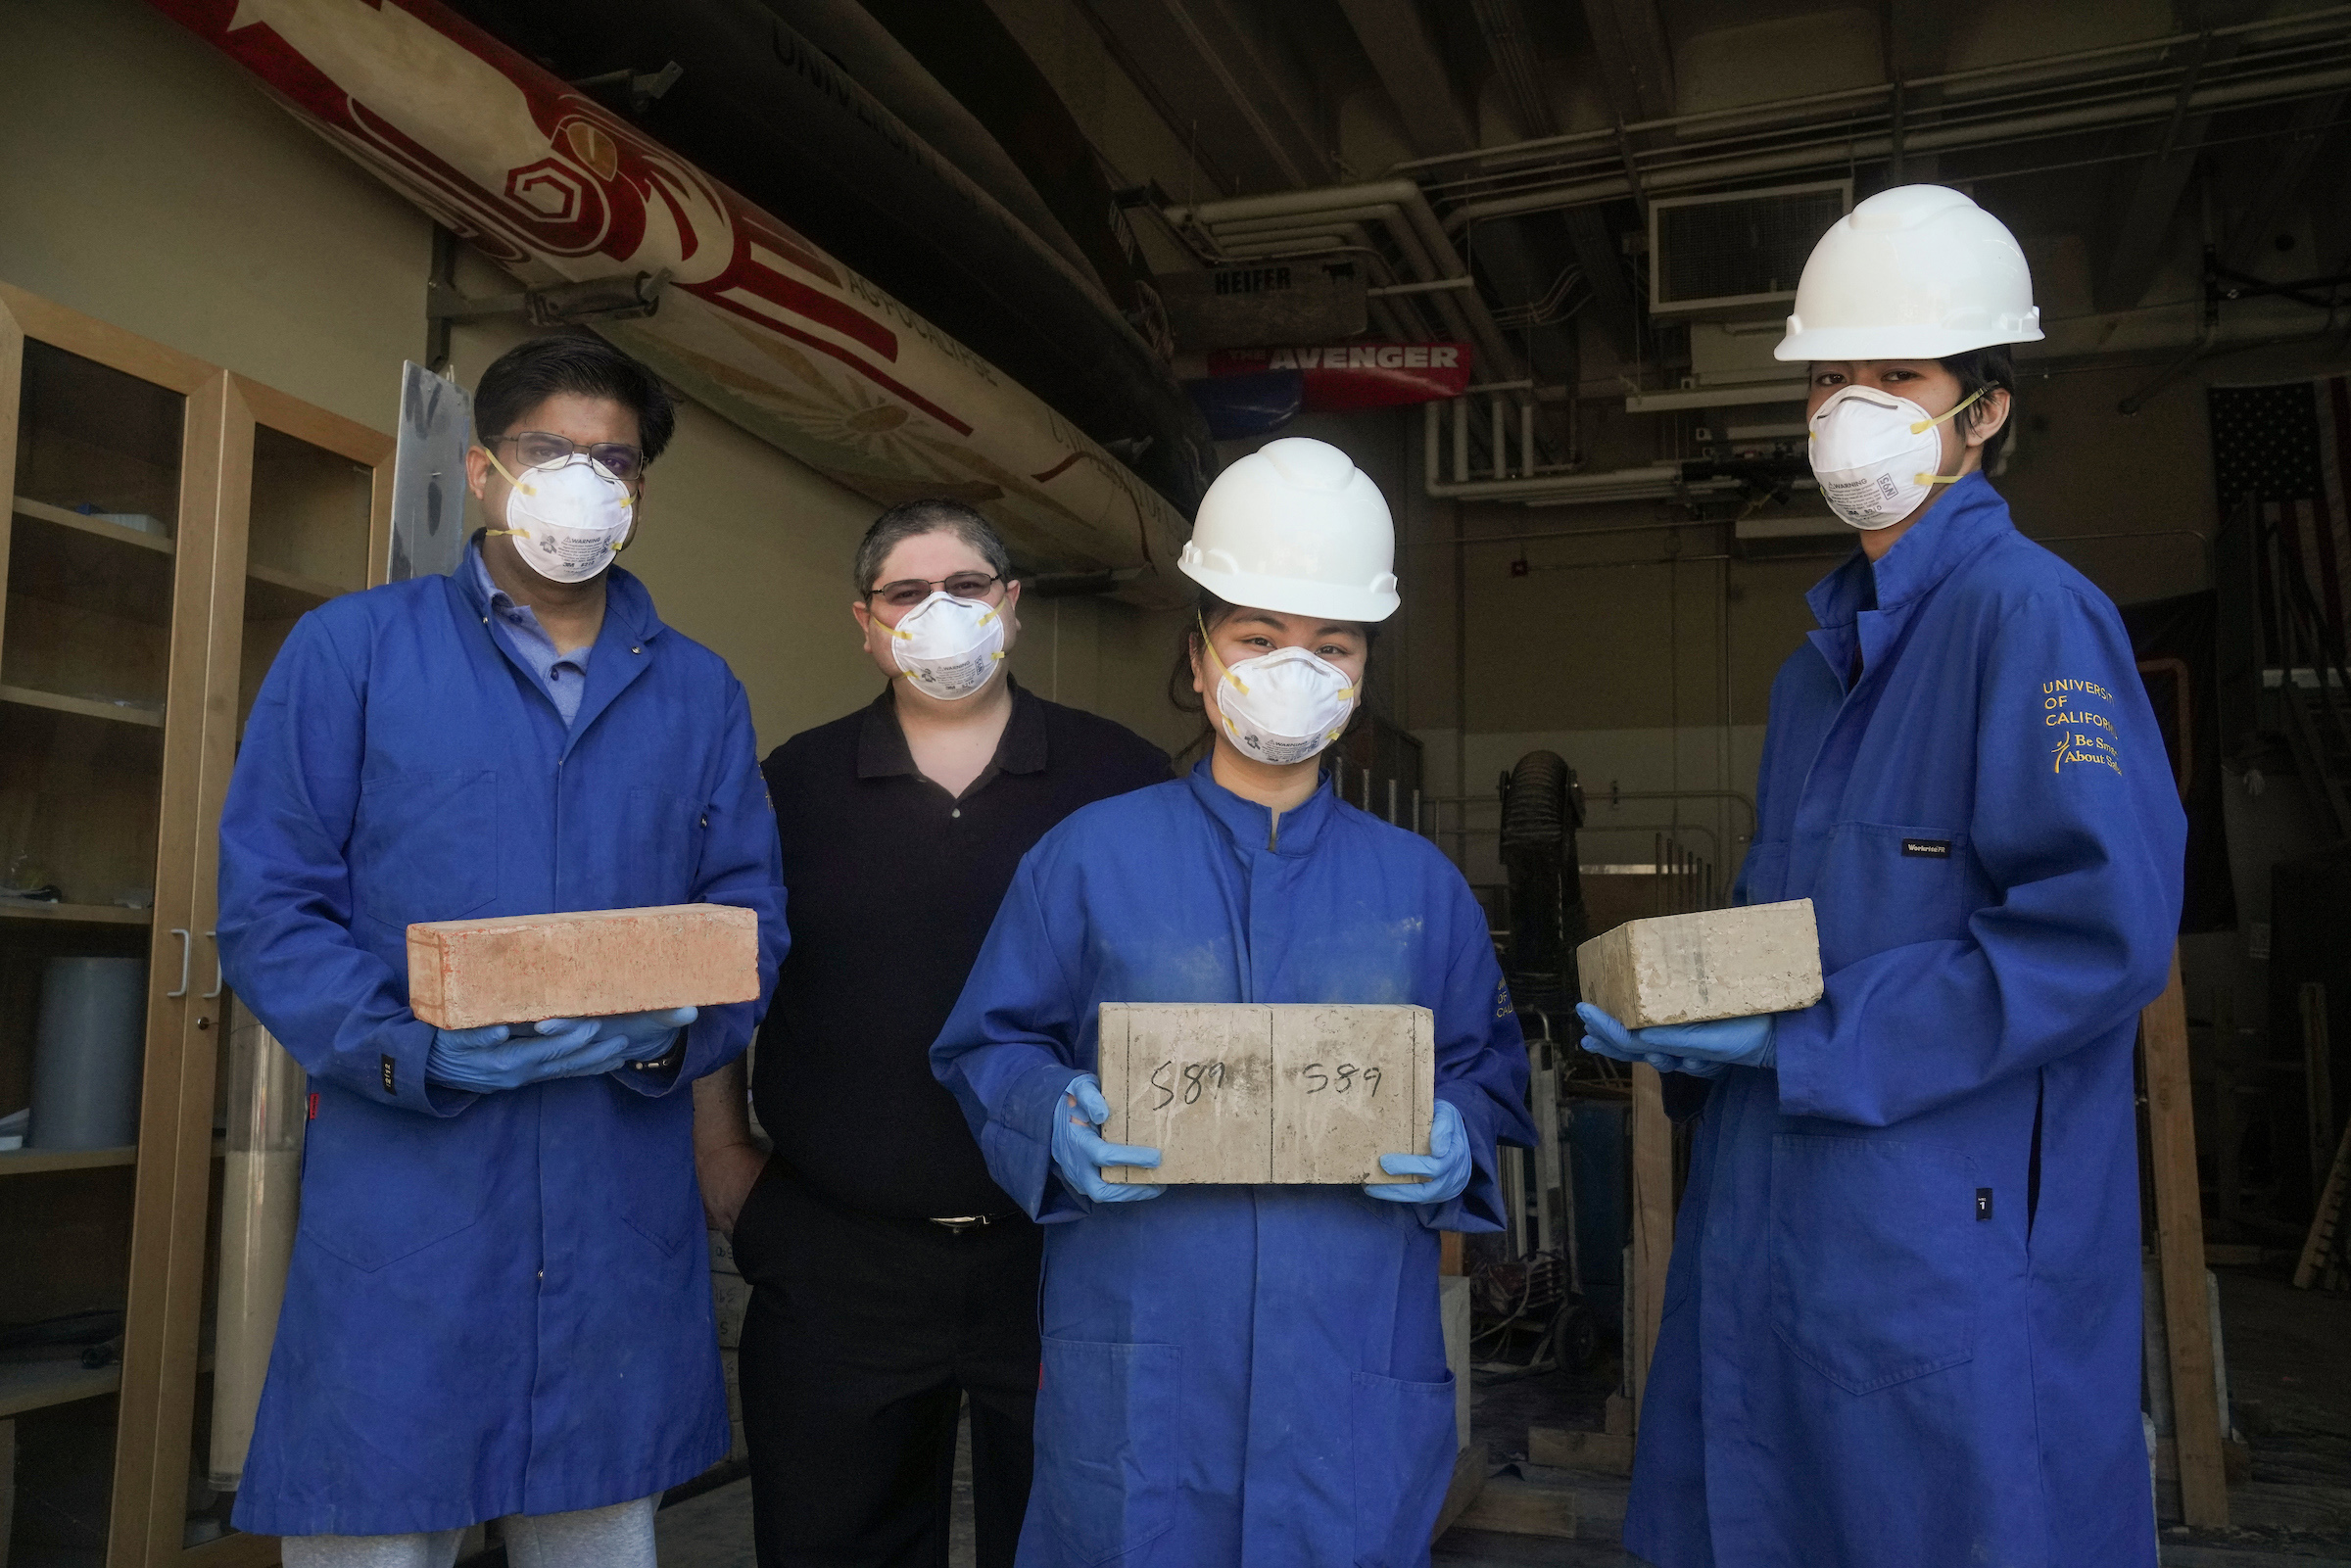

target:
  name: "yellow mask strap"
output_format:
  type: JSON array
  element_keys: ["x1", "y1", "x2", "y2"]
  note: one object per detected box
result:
[
  {"x1": 1907, "y1": 385, "x2": 1993, "y2": 486},
  {"x1": 1200, "y1": 614, "x2": 1248, "y2": 696},
  {"x1": 1906, "y1": 384, "x2": 1990, "y2": 436}
]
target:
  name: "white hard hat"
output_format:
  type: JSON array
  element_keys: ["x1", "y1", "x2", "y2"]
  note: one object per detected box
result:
[
  {"x1": 1177, "y1": 437, "x2": 1399, "y2": 623},
  {"x1": 1775, "y1": 184, "x2": 2043, "y2": 361}
]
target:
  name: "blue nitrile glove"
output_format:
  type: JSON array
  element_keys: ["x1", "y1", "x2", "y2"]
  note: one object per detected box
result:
[
  {"x1": 1365, "y1": 1097, "x2": 1471, "y2": 1205},
  {"x1": 1051, "y1": 1073, "x2": 1164, "y2": 1203},
  {"x1": 424, "y1": 1017, "x2": 608, "y2": 1092},
  {"x1": 579, "y1": 1006, "x2": 698, "y2": 1064},
  {"x1": 1576, "y1": 1003, "x2": 1776, "y2": 1077}
]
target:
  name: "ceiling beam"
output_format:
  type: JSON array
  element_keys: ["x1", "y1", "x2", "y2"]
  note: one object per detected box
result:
[
  {"x1": 1081, "y1": 0, "x2": 1332, "y2": 194},
  {"x1": 1472, "y1": 0, "x2": 1642, "y2": 355},
  {"x1": 1333, "y1": 0, "x2": 1474, "y2": 157},
  {"x1": 1561, "y1": 206, "x2": 1639, "y2": 358},
  {"x1": 1575, "y1": 0, "x2": 1675, "y2": 125},
  {"x1": 2093, "y1": 32, "x2": 2234, "y2": 312},
  {"x1": 2097, "y1": 1, "x2": 2269, "y2": 311},
  {"x1": 2220, "y1": 92, "x2": 2347, "y2": 272}
]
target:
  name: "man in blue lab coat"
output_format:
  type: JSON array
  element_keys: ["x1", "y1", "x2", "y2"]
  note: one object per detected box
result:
[
  {"x1": 1579, "y1": 189, "x2": 2186, "y2": 1567},
  {"x1": 217, "y1": 335, "x2": 787, "y2": 1568}
]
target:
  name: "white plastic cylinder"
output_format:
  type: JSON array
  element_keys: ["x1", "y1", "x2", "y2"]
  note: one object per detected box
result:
[
  {"x1": 29, "y1": 957, "x2": 145, "y2": 1149},
  {"x1": 208, "y1": 998, "x2": 306, "y2": 1491}
]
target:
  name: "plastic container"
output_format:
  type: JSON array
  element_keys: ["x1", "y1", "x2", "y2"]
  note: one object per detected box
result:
[{"x1": 29, "y1": 956, "x2": 145, "y2": 1149}]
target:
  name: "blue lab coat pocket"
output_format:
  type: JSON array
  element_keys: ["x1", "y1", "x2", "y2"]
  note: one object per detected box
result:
[
  {"x1": 1035, "y1": 1337, "x2": 1181, "y2": 1563},
  {"x1": 297, "y1": 1094, "x2": 496, "y2": 1271},
  {"x1": 616, "y1": 1096, "x2": 701, "y2": 1257},
  {"x1": 1809, "y1": 823, "x2": 1975, "y2": 961},
  {"x1": 1350, "y1": 1368, "x2": 1460, "y2": 1567},
  {"x1": 1769, "y1": 1133, "x2": 1983, "y2": 1394}
]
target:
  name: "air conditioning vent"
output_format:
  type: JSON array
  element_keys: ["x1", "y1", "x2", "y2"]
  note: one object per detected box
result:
[{"x1": 1650, "y1": 181, "x2": 1849, "y2": 318}]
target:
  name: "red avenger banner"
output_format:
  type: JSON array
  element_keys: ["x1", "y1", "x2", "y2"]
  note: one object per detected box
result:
[{"x1": 1208, "y1": 342, "x2": 1473, "y2": 411}]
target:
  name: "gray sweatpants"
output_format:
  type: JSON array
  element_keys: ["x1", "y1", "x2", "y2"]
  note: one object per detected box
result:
[{"x1": 280, "y1": 1494, "x2": 658, "y2": 1568}]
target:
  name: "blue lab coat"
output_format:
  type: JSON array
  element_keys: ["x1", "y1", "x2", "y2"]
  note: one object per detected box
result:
[
  {"x1": 216, "y1": 559, "x2": 787, "y2": 1536},
  {"x1": 1626, "y1": 475, "x2": 2185, "y2": 1568},
  {"x1": 932, "y1": 764, "x2": 1538, "y2": 1568}
]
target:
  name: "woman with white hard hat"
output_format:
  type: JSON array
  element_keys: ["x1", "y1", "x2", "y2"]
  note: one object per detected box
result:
[
  {"x1": 1577, "y1": 184, "x2": 2186, "y2": 1567},
  {"x1": 934, "y1": 436, "x2": 1536, "y2": 1566}
]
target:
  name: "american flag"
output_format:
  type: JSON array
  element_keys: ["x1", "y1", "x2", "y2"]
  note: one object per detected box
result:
[{"x1": 2209, "y1": 373, "x2": 2351, "y2": 641}]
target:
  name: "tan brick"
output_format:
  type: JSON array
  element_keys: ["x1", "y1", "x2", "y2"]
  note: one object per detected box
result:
[
  {"x1": 1099, "y1": 1003, "x2": 1432, "y2": 1184},
  {"x1": 1575, "y1": 899, "x2": 1821, "y2": 1029},
  {"x1": 406, "y1": 903, "x2": 759, "y2": 1029}
]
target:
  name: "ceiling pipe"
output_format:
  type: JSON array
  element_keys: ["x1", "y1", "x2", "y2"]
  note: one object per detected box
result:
[
  {"x1": 754, "y1": 0, "x2": 1099, "y2": 287},
  {"x1": 1398, "y1": 3, "x2": 2351, "y2": 179},
  {"x1": 1434, "y1": 58, "x2": 2351, "y2": 231},
  {"x1": 1423, "y1": 404, "x2": 1742, "y2": 503}
]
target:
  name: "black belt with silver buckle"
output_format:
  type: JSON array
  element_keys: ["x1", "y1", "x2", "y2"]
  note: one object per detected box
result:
[{"x1": 929, "y1": 1213, "x2": 1008, "y2": 1233}]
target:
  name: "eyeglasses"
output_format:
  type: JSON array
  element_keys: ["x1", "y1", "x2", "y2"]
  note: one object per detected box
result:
[
  {"x1": 496, "y1": 431, "x2": 647, "y2": 483},
  {"x1": 866, "y1": 572, "x2": 1004, "y2": 608}
]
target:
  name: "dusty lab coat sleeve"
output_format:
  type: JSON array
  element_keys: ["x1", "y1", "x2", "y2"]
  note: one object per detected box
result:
[
  {"x1": 1424, "y1": 877, "x2": 1540, "y2": 1231},
  {"x1": 613, "y1": 677, "x2": 789, "y2": 1097},
  {"x1": 932, "y1": 860, "x2": 1093, "y2": 1222},
  {"x1": 216, "y1": 614, "x2": 470, "y2": 1117},
  {"x1": 1775, "y1": 588, "x2": 2186, "y2": 1126}
]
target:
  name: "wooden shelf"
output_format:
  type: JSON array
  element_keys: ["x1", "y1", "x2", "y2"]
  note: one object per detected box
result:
[
  {"x1": 0, "y1": 682, "x2": 166, "y2": 727},
  {"x1": 183, "y1": 1530, "x2": 282, "y2": 1566},
  {"x1": 0, "y1": 1356, "x2": 122, "y2": 1418},
  {"x1": 13, "y1": 494, "x2": 174, "y2": 554},
  {"x1": 248, "y1": 560, "x2": 352, "y2": 602},
  {"x1": 0, "y1": 1146, "x2": 137, "y2": 1175},
  {"x1": 0, "y1": 899, "x2": 152, "y2": 927}
]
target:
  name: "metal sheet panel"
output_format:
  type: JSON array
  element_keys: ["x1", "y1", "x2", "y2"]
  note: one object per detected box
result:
[{"x1": 388, "y1": 361, "x2": 472, "y2": 584}]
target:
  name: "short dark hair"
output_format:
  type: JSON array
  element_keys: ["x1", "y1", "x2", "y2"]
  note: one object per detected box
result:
[
  {"x1": 1166, "y1": 589, "x2": 1380, "y2": 769},
  {"x1": 1941, "y1": 343, "x2": 2015, "y2": 473},
  {"x1": 853, "y1": 499, "x2": 1013, "y2": 592},
  {"x1": 474, "y1": 334, "x2": 677, "y2": 465}
]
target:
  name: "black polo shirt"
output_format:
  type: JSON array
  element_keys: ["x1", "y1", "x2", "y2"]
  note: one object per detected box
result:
[{"x1": 749, "y1": 680, "x2": 1171, "y2": 1219}]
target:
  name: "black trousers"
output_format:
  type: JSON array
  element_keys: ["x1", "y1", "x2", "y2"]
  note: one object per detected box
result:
[{"x1": 731, "y1": 1162, "x2": 1041, "y2": 1568}]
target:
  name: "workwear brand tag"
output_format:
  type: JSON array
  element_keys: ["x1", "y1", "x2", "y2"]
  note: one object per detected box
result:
[
  {"x1": 1975, "y1": 1187, "x2": 1992, "y2": 1221},
  {"x1": 381, "y1": 1055, "x2": 397, "y2": 1095},
  {"x1": 308, "y1": 1091, "x2": 319, "y2": 1121},
  {"x1": 1902, "y1": 838, "x2": 1951, "y2": 858}
]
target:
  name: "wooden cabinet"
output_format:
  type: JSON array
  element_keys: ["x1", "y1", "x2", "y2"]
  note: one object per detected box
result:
[{"x1": 0, "y1": 283, "x2": 389, "y2": 1568}]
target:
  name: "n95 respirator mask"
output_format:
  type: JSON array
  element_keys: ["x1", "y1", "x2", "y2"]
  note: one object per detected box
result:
[
  {"x1": 890, "y1": 591, "x2": 1006, "y2": 700},
  {"x1": 1202, "y1": 625, "x2": 1357, "y2": 766},
  {"x1": 485, "y1": 449, "x2": 636, "y2": 583},
  {"x1": 1806, "y1": 384, "x2": 1986, "y2": 531}
]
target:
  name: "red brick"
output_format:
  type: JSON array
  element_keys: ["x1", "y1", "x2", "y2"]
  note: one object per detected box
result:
[{"x1": 407, "y1": 903, "x2": 759, "y2": 1029}]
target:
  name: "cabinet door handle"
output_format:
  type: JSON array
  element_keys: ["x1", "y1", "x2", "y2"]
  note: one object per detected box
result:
[
  {"x1": 203, "y1": 929, "x2": 223, "y2": 1000},
  {"x1": 168, "y1": 928, "x2": 192, "y2": 998}
]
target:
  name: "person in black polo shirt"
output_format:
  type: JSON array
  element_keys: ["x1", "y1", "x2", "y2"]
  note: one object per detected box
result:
[{"x1": 692, "y1": 499, "x2": 1169, "y2": 1568}]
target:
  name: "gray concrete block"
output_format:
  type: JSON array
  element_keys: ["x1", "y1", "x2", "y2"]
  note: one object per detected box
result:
[
  {"x1": 1099, "y1": 1003, "x2": 1433, "y2": 1184},
  {"x1": 1575, "y1": 899, "x2": 1822, "y2": 1028}
]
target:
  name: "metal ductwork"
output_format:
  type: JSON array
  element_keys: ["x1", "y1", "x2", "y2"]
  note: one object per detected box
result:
[
  {"x1": 1501, "y1": 750, "x2": 1590, "y2": 1019},
  {"x1": 1404, "y1": 7, "x2": 2351, "y2": 232}
]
